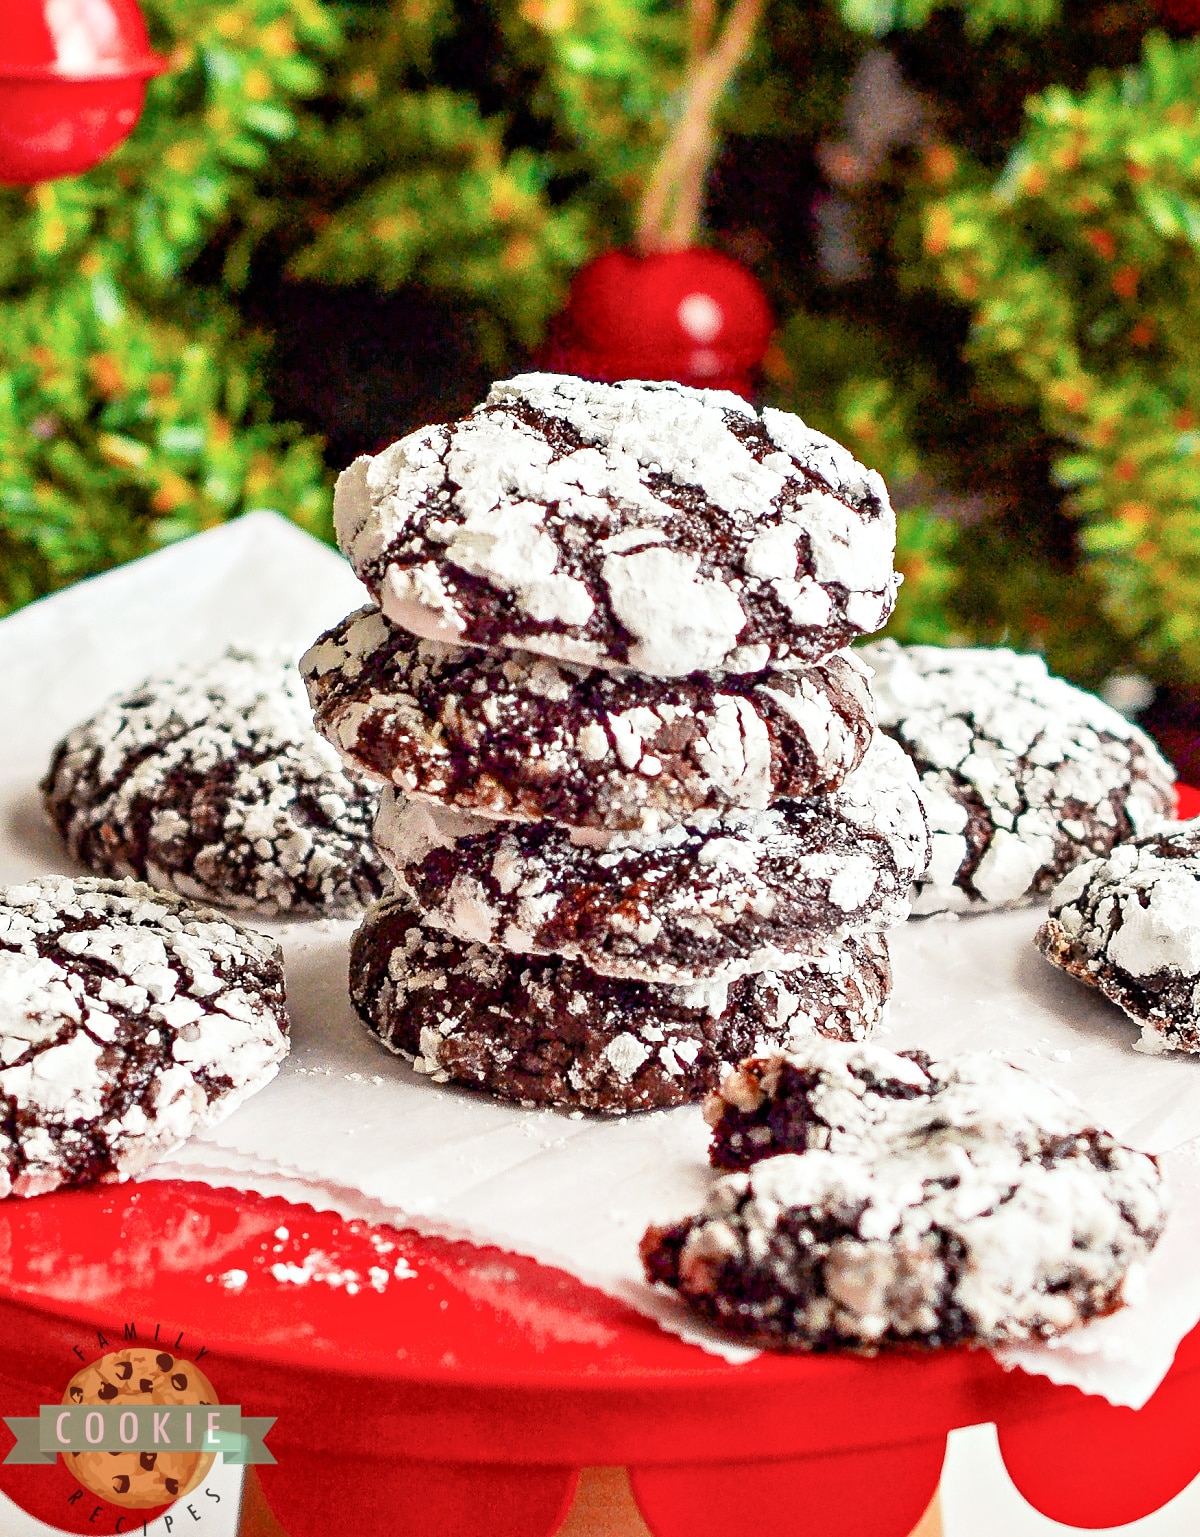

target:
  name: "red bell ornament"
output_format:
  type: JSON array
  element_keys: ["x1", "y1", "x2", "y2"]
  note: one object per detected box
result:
[
  {"x1": 540, "y1": 247, "x2": 773, "y2": 400},
  {"x1": 0, "y1": 0, "x2": 167, "y2": 185},
  {"x1": 536, "y1": 0, "x2": 772, "y2": 399}
]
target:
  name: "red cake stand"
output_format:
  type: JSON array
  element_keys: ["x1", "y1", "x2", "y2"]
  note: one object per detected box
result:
[
  {"x1": 2, "y1": 1182, "x2": 1200, "y2": 1537},
  {"x1": 3, "y1": 784, "x2": 1200, "y2": 1537}
]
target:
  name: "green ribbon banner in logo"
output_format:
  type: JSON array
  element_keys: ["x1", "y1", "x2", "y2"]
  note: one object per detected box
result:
[{"x1": 3, "y1": 1406, "x2": 275, "y2": 1465}]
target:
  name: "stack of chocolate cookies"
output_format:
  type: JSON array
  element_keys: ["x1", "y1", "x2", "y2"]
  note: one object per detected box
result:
[{"x1": 302, "y1": 373, "x2": 929, "y2": 1114}]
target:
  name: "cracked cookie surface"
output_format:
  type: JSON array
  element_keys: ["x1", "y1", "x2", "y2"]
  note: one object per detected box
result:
[
  {"x1": 1037, "y1": 824, "x2": 1200, "y2": 1053},
  {"x1": 373, "y1": 731, "x2": 928, "y2": 985},
  {"x1": 334, "y1": 373, "x2": 898, "y2": 677},
  {"x1": 349, "y1": 891, "x2": 890, "y2": 1113},
  {"x1": 302, "y1": 606, "x2": 875, "y2": 833},
  {"x1": 0, "y1": 875, "x2": 289, "y2": 1197},
  {"x1": 641, "y1": 1039, "x2": 1165, "y2": 1351},
  {"x1": 859, "y1": 641, "x2": 1174, "y2": 913},
  {"x1": 43, "y1": 646, "x2": 386, "y2": 916}
]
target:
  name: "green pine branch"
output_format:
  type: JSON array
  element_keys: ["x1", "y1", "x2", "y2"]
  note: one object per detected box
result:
[
  {"x1": 285, "y1": 90, "x2": 594, "y2": 343},
  {"x1": 0, "y1": 273, "x2": 329, "y2": 616},
  {"x1": 0, "y1": 1, "x2": 339, "y2": 298},
  {"x1": 839, "y1": 0, "x2": 1060, "y2": 40},
  {"x1": 765, "y1": 309, "x2": 964, "y2": 646},
  {"x1": 908, "y1": 32, "x2": 1200, "y2": 681}
]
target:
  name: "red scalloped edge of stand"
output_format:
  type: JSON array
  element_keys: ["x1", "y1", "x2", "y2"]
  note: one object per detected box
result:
[{"x1": 997, "y1": 1355, "x2": 1200, "y2": 1530}]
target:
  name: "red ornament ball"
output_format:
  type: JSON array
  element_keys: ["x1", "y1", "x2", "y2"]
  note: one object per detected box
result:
[
  {"x1": 0, "y1": 0, "x2": 166, "y2": 185},
  {"x1": 539, "y1": 247, "x2": 773, "y2": 400}
]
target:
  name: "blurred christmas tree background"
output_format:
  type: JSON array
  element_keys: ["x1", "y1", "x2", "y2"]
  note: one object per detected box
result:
[{"x1": 6, "y1": 0, "x2": 1200, "y2": 763}]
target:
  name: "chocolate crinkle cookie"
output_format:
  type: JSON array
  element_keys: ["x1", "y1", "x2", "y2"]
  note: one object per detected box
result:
[
  {"x1": 1037, "y1": 824, "x2": 1200, "y2": 1054},
  {"x1": 42, "y1": 646, "x2": 387, "y2": 917},
  {"x1": 640, "y1": 1039, "x2": 1166, "y2": 1352},
  {"x1": 301, "y1": 606, "x2": 876, "y2": 833},
  {"x1": 372, "y1": 731, "x2": 928, "y2": 985},
  {"x1": 333, "y1": 373, "x2": 898, "y2": 678},
  {"x1": 0, "y1": 875, "x2": 289, "y2": 1197},
  {"x1": 858, "y1": 640, "x2": 1175, "y2": 913},
  {"x1": 349, "y1": 892, "x2": 890, "y2": 1114}
]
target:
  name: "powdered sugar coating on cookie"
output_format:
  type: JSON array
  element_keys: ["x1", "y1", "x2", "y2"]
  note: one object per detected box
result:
[
  {"x1": 43, "y1": 647, "x2": 386, "y2": 917},
  {"x1": 302, "y1": 606, "x2": 876, "y2": 833},
  {"x1": 349, "y1": 891, "x2": 890, "y2": 1114},
  {"x1": 1037, "y1": 824, "x2": 1200, "y2": 1054},
  {"x1": 0, "y1": 875, "x2": 288, "y2": 1197},
  {"x1": 374, "y1": 731, "x2": 928, "y2": 984},
  {"x1": 334, "y1": 374, "x2": 898, "y2": 677},
  {"x1": 641, "y1": 1039, "x2": 1166, "y2": 1351},
  {"x1": 859, "y1": 640, "x2": 1175, "y2": 913}
]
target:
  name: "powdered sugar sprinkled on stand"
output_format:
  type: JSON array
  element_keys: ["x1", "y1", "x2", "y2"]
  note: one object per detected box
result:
[{"x1": 207, "y1": 1222, "x2": 418, "y2": 1295}]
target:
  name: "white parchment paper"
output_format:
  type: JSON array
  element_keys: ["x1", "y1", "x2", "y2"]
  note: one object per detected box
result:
[{"x1": 5, "y1": 513, "x2": 1200, "y2": 1404}]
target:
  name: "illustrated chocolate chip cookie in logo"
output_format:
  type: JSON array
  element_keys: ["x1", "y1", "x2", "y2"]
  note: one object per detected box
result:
[{"x1": 62, "y1": 1349, "x2": 216, "y2": 1511}]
